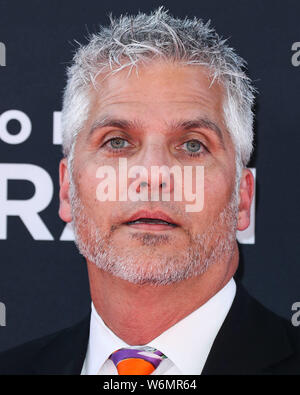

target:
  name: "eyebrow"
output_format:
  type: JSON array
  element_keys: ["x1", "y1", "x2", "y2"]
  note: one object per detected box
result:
[
  {"x1": 89, "y1": 117, "x2": 143, "y2": 135},
  {"x1": 88, "y1": 116, "x2": 225, "y2": 148},
  {"x1": 170, "y1": 117, "x2": 225, "y2": 148}
]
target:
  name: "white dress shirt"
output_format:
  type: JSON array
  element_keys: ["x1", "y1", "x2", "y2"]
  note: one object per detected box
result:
[{"x1": 81, "y1": 278, "x2": 236, "y2": 375}]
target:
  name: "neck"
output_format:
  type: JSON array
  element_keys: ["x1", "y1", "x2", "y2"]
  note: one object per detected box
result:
[{"x1": 87, "y1": 244, "x2": 239, "y2": 345}]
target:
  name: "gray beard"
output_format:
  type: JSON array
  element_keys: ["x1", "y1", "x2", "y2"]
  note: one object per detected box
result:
[{"x1": 70, "y1": 182, "x2": 239, "y2": 286}]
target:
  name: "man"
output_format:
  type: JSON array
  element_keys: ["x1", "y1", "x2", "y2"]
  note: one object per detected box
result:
[{"x1": 0, "y1": 7, "x2": 299, "y2": 375}]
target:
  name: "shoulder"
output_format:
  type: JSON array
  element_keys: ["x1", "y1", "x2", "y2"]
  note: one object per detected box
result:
[
  {"x1": 203, "y1": 282, "x2": 300, "y2": 375},
  {"x1": 249, "y1": 290, "x2": 300, "y2": 372},
  {"x1": 0, "y1": 313, "x2": 90, "y2": 375},
  {"x1": 263, "y1": 306, "x2": 300, "y2": 374}
]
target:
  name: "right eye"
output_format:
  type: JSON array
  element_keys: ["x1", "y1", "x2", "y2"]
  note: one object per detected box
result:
[{"x1": 103, "y1": 137, "x2": 131, "y2": 150}]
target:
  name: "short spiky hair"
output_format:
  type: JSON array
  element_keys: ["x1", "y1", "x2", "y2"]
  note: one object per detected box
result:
[{"x1": 62, "y1": 7, "x2": 255, "y2": 173}]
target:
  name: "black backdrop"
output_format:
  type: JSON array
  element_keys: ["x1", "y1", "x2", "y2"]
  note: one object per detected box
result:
[{"x1": 0, "y1": 0, "x2": 299, "y2": 352}]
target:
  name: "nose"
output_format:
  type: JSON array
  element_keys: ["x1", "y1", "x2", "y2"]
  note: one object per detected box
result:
[
  {"x1": 133, "y1": 142, "x2": 175, "y2": 197},
  {"x1": 136, "y1": 179, "x2": 169, "y2": 194}
]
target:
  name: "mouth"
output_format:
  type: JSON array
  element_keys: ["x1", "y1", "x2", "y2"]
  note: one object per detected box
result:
[{"x1": 124, "y1": 210, "x2": 179, "y2": 231}]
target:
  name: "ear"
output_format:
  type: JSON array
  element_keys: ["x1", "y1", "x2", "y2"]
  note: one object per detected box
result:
[
  {"x1": 58, "y1": 158, "x2": 72, "y2": 223},
  {"x1": 237, "y1": 168, "x2": 255, "y2": 231}
]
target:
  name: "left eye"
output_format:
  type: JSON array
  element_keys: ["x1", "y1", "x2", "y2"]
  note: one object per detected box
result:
[{"x1": 182, "y1": 140, "x2": 203, "y2": 153}]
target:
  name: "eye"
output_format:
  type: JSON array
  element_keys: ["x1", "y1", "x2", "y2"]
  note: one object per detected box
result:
[
  {"x1": 104, "y1": 137, "x2": 130, "y2": 150},
  {"x1": 181, "y1": 139, "x2": 206, "y2": 156}
]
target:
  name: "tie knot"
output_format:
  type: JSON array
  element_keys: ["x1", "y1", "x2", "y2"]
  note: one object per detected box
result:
[{"x1": 109, "y1": 346, "x2": 167, "y2": 375}]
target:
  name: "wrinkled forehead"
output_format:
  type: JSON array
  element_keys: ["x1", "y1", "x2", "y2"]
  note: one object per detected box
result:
[{"x1": 88, "y1": 61, "x2": 226, "y2": 121}]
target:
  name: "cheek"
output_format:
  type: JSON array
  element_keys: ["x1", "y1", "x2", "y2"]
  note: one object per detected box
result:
[
  {"x1": 204, "y1": 169, "x2": 234, "y2": 214},
  {"x1": 75, "y1": 161, "x2": 109, "y2": 220},
  {"x1": 75, "y1": 162, "x2": 125, "y2": 227},
  {"x1": 77, "y1": 168, "x2": 97, "y2": 200}
]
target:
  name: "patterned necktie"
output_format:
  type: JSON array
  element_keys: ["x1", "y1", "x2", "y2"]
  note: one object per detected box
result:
[{"x1": 109, "y1": 346, "x2": 167, "y2": 375}]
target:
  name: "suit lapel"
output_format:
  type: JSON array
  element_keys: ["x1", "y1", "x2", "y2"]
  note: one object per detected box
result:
[
  {"x1": 32, "y1": 311, "x2": 91, "y2": 375},
  {"x1": 202, "y1": 283, "x2": 293, "y2": 374}
]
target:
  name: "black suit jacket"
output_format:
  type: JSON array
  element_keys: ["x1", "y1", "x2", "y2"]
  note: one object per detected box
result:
[{"x1": 0, "y1": 283, "x2": 299, "y2": 375}]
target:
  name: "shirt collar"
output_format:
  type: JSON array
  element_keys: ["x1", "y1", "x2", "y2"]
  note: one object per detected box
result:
[
  {"x1": 84, "y1": 278, "x2": 236, "y2": 375},
  {"x1": 83, "y1": 303, "x2": 128, "y2": 374},
  {"x1": 147, "y1": 278, "x2": 236, "y2": 374}
]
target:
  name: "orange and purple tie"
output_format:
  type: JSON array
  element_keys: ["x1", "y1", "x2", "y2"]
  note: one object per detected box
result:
[{"x1": 109, "y1": 346, "x2": 167, "y2": 375}]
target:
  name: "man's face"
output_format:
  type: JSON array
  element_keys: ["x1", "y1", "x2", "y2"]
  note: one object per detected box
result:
[{"x1": 61, "y1": 61, "x2": 241, "y2": 285}]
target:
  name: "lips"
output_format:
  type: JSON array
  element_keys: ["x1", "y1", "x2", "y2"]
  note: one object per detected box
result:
[{"x1": 124, "y1": 210, "x2": 178, "y2": 227}]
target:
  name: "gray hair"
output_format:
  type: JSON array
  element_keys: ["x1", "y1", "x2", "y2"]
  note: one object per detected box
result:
[{"x1": 62, "y1": 7, "x2": 256, "y2": 183}]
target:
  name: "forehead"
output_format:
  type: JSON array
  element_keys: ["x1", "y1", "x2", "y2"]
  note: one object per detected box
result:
[{"x1": 87, "y1": 61, "x2": 226, "y2": 128}]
